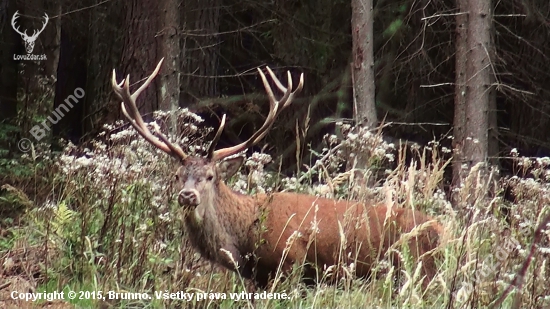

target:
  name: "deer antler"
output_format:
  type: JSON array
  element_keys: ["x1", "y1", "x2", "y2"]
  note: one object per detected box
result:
[
  {"x1": 208, "y1": 67, "x2": 304, "y2": 161},
  {"x1": 111, "y1": 58, "x2": 188, "y2": 161},
  {"x1": 11, "y1": 12, "x2": 25, "y2": 37},
  {"x1": 11, "y1": 11, "x2": 48, "y2": 39},
  {"x1": 30, "y1": 12, "x2": 49, "y2": 39}
]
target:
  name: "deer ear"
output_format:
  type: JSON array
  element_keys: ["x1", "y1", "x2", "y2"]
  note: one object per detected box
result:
[{"x1": 218, "y1": 156, "x2": 245, "y2": 179}]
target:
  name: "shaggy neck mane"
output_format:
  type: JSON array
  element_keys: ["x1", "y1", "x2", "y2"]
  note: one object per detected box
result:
[
  {"x1": 186, "y1": 180, "x2": 258, "y2": 262},
  {"x1": 213, "y1": 182, "x2": 257, "y2": 234}
]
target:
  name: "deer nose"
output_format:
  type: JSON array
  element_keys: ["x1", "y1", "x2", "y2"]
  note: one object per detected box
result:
[{"x1": 178, "y1": 189, "x2": 200, "y2": 206}]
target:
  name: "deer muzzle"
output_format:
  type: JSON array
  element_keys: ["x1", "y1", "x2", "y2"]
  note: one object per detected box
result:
[{"x1": 178, "y1": 189, "x2": 200, "y2": 207}]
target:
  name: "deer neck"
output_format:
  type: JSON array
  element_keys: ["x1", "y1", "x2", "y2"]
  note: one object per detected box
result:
[
  {"x1": 186, "y1": 181, "x2": 258, "y2": 255},
  {"x1": 213, "y1": 182, "x2": 258, "y2": 233}
]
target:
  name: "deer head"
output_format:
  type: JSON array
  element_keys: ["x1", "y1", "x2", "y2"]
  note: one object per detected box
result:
[
  {"x1": 11, "y1": 11, "x2": 49, "y2": 54},
  {"x1": 111, "y1": 59, "x2": 303, "y2": 222}
]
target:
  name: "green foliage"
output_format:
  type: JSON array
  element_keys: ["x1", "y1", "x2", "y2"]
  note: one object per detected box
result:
[
  {"x1": 383, "y1": 19, "x2": 404, "y2": 38},
  {"x1": 0, "y1": 123, "x2": 20, "y2": 144}
]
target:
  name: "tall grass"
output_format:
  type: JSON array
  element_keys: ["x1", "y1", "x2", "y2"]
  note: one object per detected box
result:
[{"x1": 1, "y1": 110, "x2": 549, "y2": 308}]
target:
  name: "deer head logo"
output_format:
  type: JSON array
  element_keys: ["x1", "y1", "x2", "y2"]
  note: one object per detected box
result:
[{"x1": 11, "y1": 11, "x2": 49, "y2": 54}]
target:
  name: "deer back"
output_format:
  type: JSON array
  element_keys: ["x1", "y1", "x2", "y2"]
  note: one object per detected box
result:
[{"x1": 250, "y1": 193, "x2": 442, "y2": 285}]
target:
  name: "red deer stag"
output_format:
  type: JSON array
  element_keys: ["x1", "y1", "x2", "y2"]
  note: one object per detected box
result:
[{"x1": 112, "y1": 59, "x2": 442, "y2": 287}]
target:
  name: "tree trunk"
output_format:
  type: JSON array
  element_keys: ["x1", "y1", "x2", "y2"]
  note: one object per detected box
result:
[
  {"x1": 453, "y1": 0, "x2": 495, "y2": 189},
  {"x1": 452, "y1": 0, "x2": 469, "y2": 185},
  {"x1": 158, "y1": 0, "x2": 180, "y2": 112},
  {"x1": 120, "y1": 0, "x2": 161, "y2": 117},
  {"x1": 351, "y1": 0, "x2": 377, "y2": 128},
  {"x1": 462, "y1": 0, "x2": 493, "y2": 170},
  {"x1": 350, "y1": 0, "x2": 377, "y2": 185},
  {"x1": 181, "y1": 0, "x2": 220, "y2": 105},
  {"x1": 84, "y1": 0, "x2": 124, "y2": 134},
  {"x1": 52, "y1": 13, "x2": 88, "y2": 143},
  {"x1": 0, "y1": 0, "x2": 19, "y2": 123},
  {"x1": 43, "y1": 1, "x2": 61, "y2": 78}
]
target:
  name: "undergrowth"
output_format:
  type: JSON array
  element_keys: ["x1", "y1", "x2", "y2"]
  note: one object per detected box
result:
[{"x1": 1, "y1": 109, "x2": 549, "y2": 308}]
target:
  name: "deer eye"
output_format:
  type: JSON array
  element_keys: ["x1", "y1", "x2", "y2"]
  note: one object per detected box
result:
[
  {"x1": 206, "y1": 175, "x2": 214, "y2": 182},
  {"x1": 175, "y1": 174, "x2": 179, "y2": 181}
]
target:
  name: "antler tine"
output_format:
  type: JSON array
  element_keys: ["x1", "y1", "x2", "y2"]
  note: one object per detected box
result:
[
  {"x1": 112, "y1": 59, "x2": 188, "y2": 161},
  {"x1": 265, "y1": 67, "x2": 288, "y2": 92},
  {"x1": 116, "y1": 58, "x2": 163, "y2": 131},
  {"x1": 207, "y1": 114, "x2": 227, "y2": 158},
  {"x1": 283, "y1": 71, "x2": 303, "y2": 108},
  {"x1": 210, "y1": 67, "x2": 303, "y2": 161},
  {"x1": 265, "y1": 67, "x2": 305, "y2": 105},
  {"x1": 249, "y1": 68, "x2": 303, "y2": 145},
  {"x1": 11, "y1": 11, "x2": 25, "y2": 36},
  {"x1": 132, "y1": 59, "x2": 164, "y2": 101}
]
